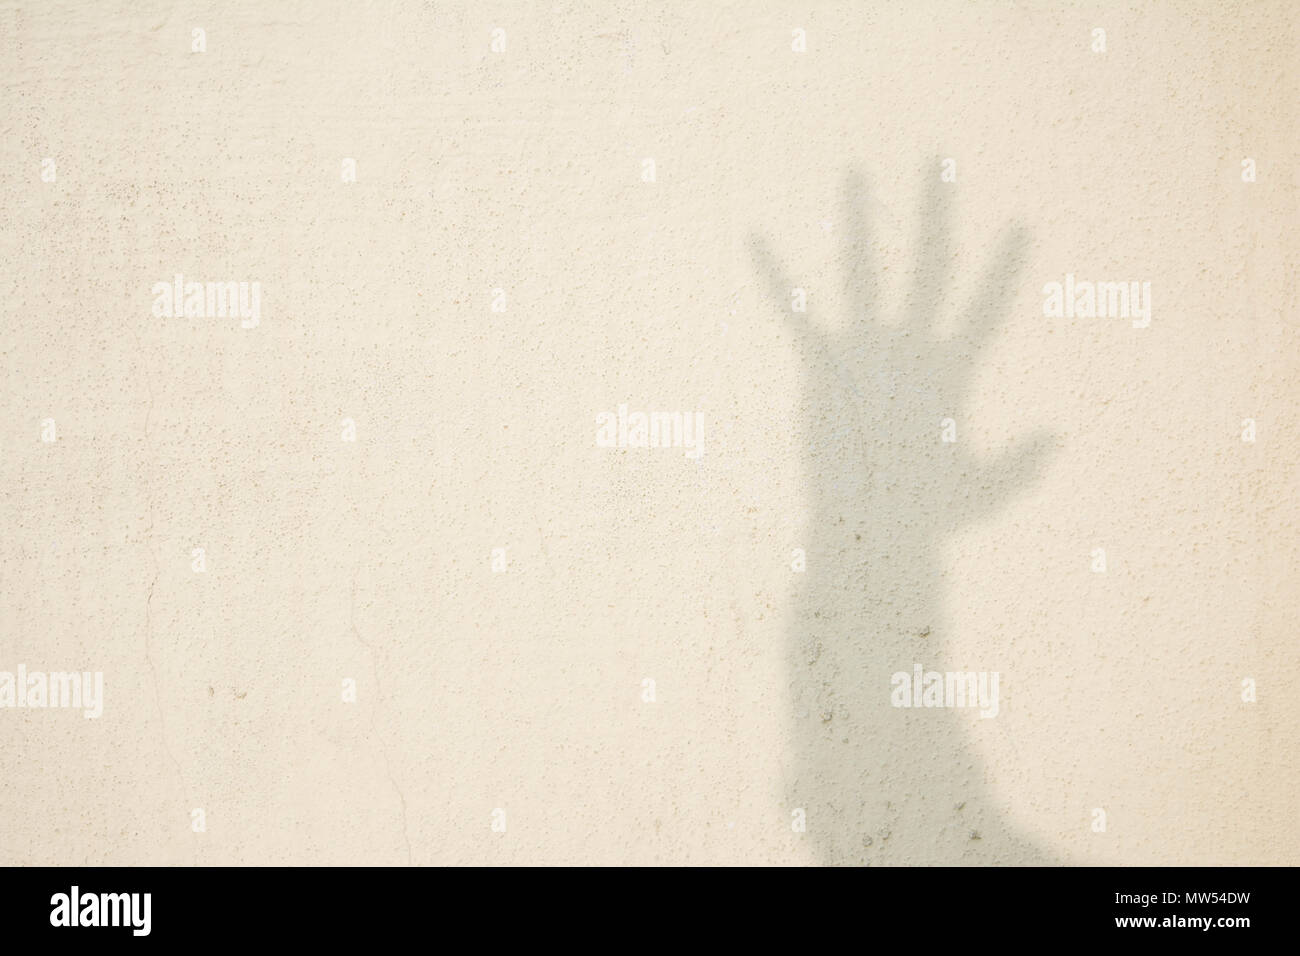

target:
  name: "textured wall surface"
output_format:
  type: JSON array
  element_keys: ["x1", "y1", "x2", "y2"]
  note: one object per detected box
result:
[{"x1": 1, "y1": 0, "x2": 1297, "y2": 865}]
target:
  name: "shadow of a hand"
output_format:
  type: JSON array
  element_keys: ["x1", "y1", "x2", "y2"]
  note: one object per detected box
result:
[{"x1": 751, "y1": 165, "x2": 1056, "y2": 864}]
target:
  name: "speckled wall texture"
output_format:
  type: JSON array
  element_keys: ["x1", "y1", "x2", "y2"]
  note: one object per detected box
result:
[{"x1": 1, "y1": 1, "x2": 1296, "y2": 866}]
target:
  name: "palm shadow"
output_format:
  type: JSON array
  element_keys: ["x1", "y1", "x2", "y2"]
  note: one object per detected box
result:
[{"x1": 752, "y1": 165, "x2": 1057, "y2": 865}]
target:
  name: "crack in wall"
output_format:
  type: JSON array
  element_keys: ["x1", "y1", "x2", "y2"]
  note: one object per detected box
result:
[
  {"x1": 350, "y1": 564, "x2": 415, "y2": 865},
  {"x1": 131, "y1": 324, "x2": 197, "y2": 866}
]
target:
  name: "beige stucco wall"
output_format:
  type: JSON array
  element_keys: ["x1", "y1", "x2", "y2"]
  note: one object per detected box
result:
[{"x1": 1, "y1": 0, "x2": 1296, "y2": 865}]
